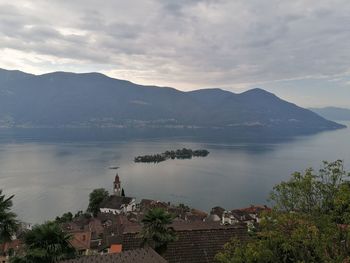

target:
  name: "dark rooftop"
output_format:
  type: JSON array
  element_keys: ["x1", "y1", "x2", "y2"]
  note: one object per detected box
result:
[
  {"x1": 122, "y1": 220, "x2": 232, "y2": 234},
  {"x1": 100, "y1": 196, "x2": 134, "y2": 210},
  {"x1": 122, "y1": 224, "x2": 247, "y2": 263},
  {"x1": 60, "y1": 247, "x2": 167, "y2": 263}
]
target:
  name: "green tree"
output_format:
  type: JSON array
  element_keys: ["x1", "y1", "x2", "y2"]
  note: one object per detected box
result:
[
  {"x1": 140, "y1": 208, "x2": 177, "y2": 255},
  {"x1": 87, "y1": 188, "x2": 109, "y2": 216},
  {"x1": 55, "y1": 212, "x2": 73, "y2": 223},
  {"x1": 216, "y1": 160, "x2": 350, "y2": 263},
  {"x1": 0, "y1": 189, "x2": 18, "y2": 242},
  {"x1": 216, "y1": 212, "x2": 350, "y2": 263},
  {"x1": 269, "y1": 160, "x2": 349, "y2": 215},
  {"x1": 11, "y1": 221, "x2": 76, "y2": 263},
  {"x1": 333, "y1": 181, "x2": 350, "y2": 224}
]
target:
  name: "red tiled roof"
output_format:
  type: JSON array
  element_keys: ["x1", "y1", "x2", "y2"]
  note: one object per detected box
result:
[
  {"x1": 69, "y1": 231, "x2": 91, "y2": 251},
  {"x1": 109, "y1": 244, "x2": 122, "y2": 253}
]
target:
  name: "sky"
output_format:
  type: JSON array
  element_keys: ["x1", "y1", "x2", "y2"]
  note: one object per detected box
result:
[{"x1": 0, "y1": 0, "x2": 349, "y2": 108}]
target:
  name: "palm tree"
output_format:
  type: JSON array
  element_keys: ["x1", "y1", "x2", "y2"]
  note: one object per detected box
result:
[
  {"x1": 12, "y1": 221, "x2": 76, "y2": 263},
  {"x1": 0, "y1": 189, "x2": 18, "y2": 242},
  {"x1": 141, "y1": 208, "x2": 177, "y2": 255}
]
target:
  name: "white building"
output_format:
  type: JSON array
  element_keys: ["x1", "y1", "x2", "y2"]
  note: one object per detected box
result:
[
  {"x1": 99, "y1": 173, "x2": 136, "y2": 215},
  {"x1": 99, "y1": 195, "x2": 136, "y2": 215}
]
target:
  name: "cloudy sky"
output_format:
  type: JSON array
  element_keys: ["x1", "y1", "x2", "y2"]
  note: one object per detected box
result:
[{"x1": 0, "y1": 0, "x2": 349, "y2": 107}]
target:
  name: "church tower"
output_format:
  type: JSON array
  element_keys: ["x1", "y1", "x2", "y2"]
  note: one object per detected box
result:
[{"x1": 113, "y1": 173, "x2": 121, "y2": 196}]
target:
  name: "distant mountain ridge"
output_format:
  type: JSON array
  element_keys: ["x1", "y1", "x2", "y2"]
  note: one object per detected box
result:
[
  {"x1": 310, "y1": 107, "x2": 350, "y2": 121},
  {"x1": 0, "y1": 68, "x2": 345, "y2": 138}
]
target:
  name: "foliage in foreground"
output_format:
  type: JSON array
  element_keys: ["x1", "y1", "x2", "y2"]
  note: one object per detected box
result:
[
  {"x1": 10, "y1": 221, "x2": 76, "y2": 263},
  {"x1": 216, "y1": 160, "x2": 350, "y2": 263},
  {"x1": 0, "y1": 189, "x2": 18, "y2": 242},
  {"x1": 216, "y1": 212, "x2": 350, "y2": 263},
  {"x1": 140, "y1": 207, "x2": 177, "y2": 255}
]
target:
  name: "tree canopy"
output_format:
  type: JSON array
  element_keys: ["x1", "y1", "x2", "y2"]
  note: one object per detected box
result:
[
  {"x1": 140, "y1": 208, "x2": 177, "y2": 255},
  {"x1": 269, "y1": 160, "x2": 349, "y2": 215},
  {"x1": 87, "y1": 188, "x2": 109, "y2": 216},
  {"x1": 10, "y1": 221, "x2": 76, "y2": 263},
  {"x1": 216, "y1": 160, "x2": 350, "y2": 263}
]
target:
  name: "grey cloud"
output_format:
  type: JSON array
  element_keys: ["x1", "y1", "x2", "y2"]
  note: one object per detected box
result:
[
  {"x1": 0, "y1": 0, "x2": 349, "y2": 105},
  {"x1": 157, "y1": 0, "x2": 214, "y2": 18}
]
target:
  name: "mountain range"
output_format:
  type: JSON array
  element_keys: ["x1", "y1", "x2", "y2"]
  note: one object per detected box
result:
[
  {"x1": 310, "y1": 107, "x2": 350, "y2": 121},
  {"x1": 0, "y1": 68, "x2": 345, "y2": 139}
]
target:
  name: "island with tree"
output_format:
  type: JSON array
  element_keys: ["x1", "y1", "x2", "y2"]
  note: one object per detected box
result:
[{"x1": 134, "y1": 148, "x2": 209, "y2": 163}]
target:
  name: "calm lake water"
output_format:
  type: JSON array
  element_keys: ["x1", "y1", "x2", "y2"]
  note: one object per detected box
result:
[{"x1": 0, "y1": 123, "x2": 349, "y2": 223}]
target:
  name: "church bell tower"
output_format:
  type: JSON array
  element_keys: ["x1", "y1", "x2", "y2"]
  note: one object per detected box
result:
[{"x1": 114, "y1": 173, "x2": 121, "y2": 196}]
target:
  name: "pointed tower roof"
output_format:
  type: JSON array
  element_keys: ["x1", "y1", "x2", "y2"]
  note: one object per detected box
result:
[{"x1": 115, "y1": 174, "x2": 120, "y2": 184}]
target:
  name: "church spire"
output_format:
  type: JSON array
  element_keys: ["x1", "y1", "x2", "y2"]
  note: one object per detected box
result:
[{"x1": 113, "y1": 173, "x2": 121, "y2": 196}]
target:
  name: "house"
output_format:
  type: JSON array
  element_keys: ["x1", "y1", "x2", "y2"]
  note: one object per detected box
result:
[
  {"x1": 239, "y1": 205, "x2": 272, "y2": 223},
  {"x1": 99, "y1": 195, "x2": 136, "y2": 215},
  {"x1": 99, "y1": 174, "x2": 136, "y2": 215},
  {"x1": 222, "y1": 210, "x2": 240, "y2": 225},
  {"x1": 60, "y1": 247, "x2": 167, "y2": 263},
  {"x1": 162, "y1": 225, "x2": 247, "y2": 263},
  {"x1": 62, "y1": 214, "x2": 126, "y2": 255},
  {"x1": 122, "y1": 221, "x2": 248, "y2": 263},
  {"x1": 185, "y1": 209, "x2": 208, "y2": 221},
  {"x1": 62, "y1": 217, "x2": 101, "y2": 255},
  {"x1": 205, "y1": 213, "x2": 221, "y2": 222},
  {"x1": 68, "y1": 230, "x2": 92, "y2": 255},
  {"x1": 61, "y1": 212, "x2": 139, "y2": 255},
  {"x1": 220, "y1": 205, "x2": 272, "y2": 226},
  {"x1": 230, "y1": 209, "x2": 255, "y2": 224},
  {"x1": 209, "y1": 206, "x2": 225, "y2": 219}
]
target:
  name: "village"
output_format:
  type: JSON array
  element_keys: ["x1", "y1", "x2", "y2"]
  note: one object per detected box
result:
[{"x1": 1, "y1": 173, "x2": 271, "y2": 263}]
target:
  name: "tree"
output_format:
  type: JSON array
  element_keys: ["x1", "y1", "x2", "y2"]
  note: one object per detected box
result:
[
  {"x1": 269, "y1": 160, "x2": 349, "y2": 215},
  {"x1": 140, "y1": 208, "x2": 177, "y2": 255},
  {"x1": 11, "y1": 221, "x2": 76, "y2": 263},
  {"x1": 177, "y1": 203, "x2": 190, "y2": 212},
  {"x1": 0, "y1": 189, "x2": 18, "y2": 242},
  {"x1": 87, "y1": 188, "x2": 109, "y2": 216},
  {"x1": 55, "y1": 212, "x2": 73, "y2": 223},
  {"x1": 121, "y1": 188, "x2": 125, "y2": 197},
  {"x1": 216, "y1": 212, "x2": 350, "y2": 263},
  {"x1": 333, "y1": 181, "x2": 350, "y2": 224},
  {"x1": 216, "y1": 160, "x2": 350, "y2": 263}
]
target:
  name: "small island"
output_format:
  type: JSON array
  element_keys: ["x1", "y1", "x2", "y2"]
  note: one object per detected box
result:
[{"x1": 134, "y1": 148, "x2": 209, "y2": 163}]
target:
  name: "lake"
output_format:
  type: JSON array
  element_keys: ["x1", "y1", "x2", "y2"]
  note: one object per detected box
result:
[{"x1": 0, "y1": 123, "x2": 349, "y2": 223}]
